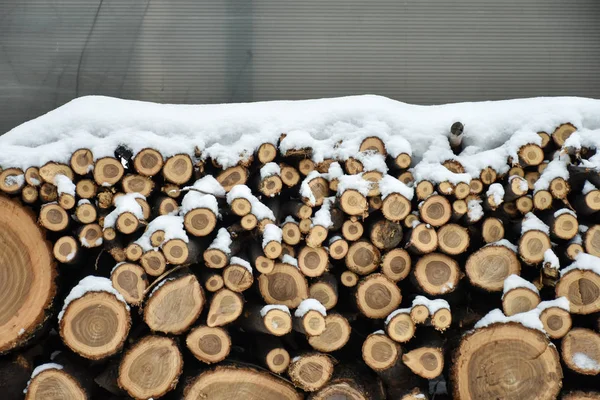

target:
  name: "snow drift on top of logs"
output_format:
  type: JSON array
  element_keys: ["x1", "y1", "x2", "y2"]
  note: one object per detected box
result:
[{"x1": 1, "y1": 95, "x2": 600, "y2": 179}]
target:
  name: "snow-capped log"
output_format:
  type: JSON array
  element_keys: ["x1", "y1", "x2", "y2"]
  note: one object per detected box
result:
[
  {"x1": 4, "y1": 95, "x2": 600, "y2": 397},
  {"x1": 561, "y1": 328, "x2": 600, "y2": 376}
]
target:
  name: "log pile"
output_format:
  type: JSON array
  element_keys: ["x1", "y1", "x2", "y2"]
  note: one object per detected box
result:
[{"x1": 1, "y1": 115, "x2": 600, "y2": 400}]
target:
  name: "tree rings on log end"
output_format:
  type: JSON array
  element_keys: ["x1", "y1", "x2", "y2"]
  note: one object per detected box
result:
[
  {"x1": 420, "y1": 195, "x2": 451, "y2": 227},
  {"x1": 258, "y1": 263, "x2": 308, "y2": 308},
  {"x1": 119, "y1": 335, "x2": 183, "y2": 399},
  {"x1": 288, "y1": 353, "x2": 335, "y2": 392},
  {"x1": 362, "y1": 333, "x2": 399, "y2": 371},
  {"x1": 561, "y1": 328, "x2": 600, "y2": 376},
  {"x1": 111, "y1": 263, "x2": 148, "y2": 306},
  {"x1": 452, "y1": 323, "x2": 562, "y2": 400},
  {"x1": 308, "y1": 314, "x2": 351, "y2": 352},
  {"x1": 24, "y1": 368, "x2": 86, "y2": 400},
  {"x1": 346, "y1": 240, "x2": 381, "y2": 276},
  {"x1": 355, "y1": 274, "x2": 401, "y2": 319},
  {"x1": 466, "y1": 246, "x2": 521, "y2": 292},
  {"x1": 0, "y1": 196, "x2": 56, "y2": 354},
  {"x1": 539, "y1": 307, "x2": 572, "y2": 339},
  {"x1": 556, "y1": 269, "x2": 600, "y2": 314},
  {"x1": 184, "y1": 366, "x2": 302, "y2": 400},
  {"x1": 59, "y1": 291, "x2": 131, "y2": 360},
  {"x1": 144, "y1": 275, "x2": 204, "y2": 334},
  {"x1": 414, "y1": 253, "x2": 461, "y2": 295},
  {"x1": 186, "y1": 325, "x2": 231, "y2": 364}
]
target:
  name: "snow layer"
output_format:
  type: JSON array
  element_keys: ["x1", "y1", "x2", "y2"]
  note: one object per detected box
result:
[
  {"x1": 251, "y1": 199, "x2": 276, "y2": 221},
  {"x1": 103, "y1": 193, "x2": 145, "y2": 229},
  {"x1": 24, "y1": 363, "x2": 64, "y2": 394},
  {"x1": 282, "y1": 254, "x2": 298, "y2": 267},
  {"x1": 486, "y1": 239, "x2": 518, "y2": 253},
  {"x1": 226, "y1": 184, "x2": 253, "y2": 204},
  {"x1": 2, "y1": 96, "x2": 600, "y2": 177},
  {"x1": 486, "y1": 183, "x2": 504, "y2": 205},
  {"x1": 467, "y1": 199, "x2": 483, "y2": 222},
  {"x1": 294, "y1": 298, "x2": 327, "y2": 317},
  {"x1": 582, "y1": 181, "x2": 596, "y2": 195},
  {"x1": 502, "y1": 274, "x2": 539, "y2": 298},
  {"x1": 572, "y1": 353, "x2": 600, "y2": 373},
  {"x1": 554, "y1": 208, "x2": 577, "y2": 218},
  {"x1": 412, "y1": 296, "x2": 450, "y2": 315},
  {"x1": 533, "y1": 154, "x2": 570, "y2": 192},
  {"x1": 53, "y1": 174, "x2": 76, "y2": 196},
  {"x1": 183, "y1": 175, "x2": 225, "y2": 197},
  {"x1": 230, "y1": 256, "x2": 252, "y2": 273},
  {"x1": 208, "y1": 228, "x2": 233, "y2": 254},
  {"x1": 337, "y1": 173, "x2": 373, "y2": 196},
  {"x1": 312, "y1": 197, "x2": 334, "y2": 228},
  {"x1": 260, "y1": 304, "x2": 290, "y2": 317},
  {"x1": 58, "y1": 276, "x2": 128, "y2": 321},
  {"x1": 521, "y1": 212, "x2": 550, "y2": 235},
  {"x1": 384, "y1": 308, "x2": 412, "y2": 325},
  {"x1": 134, "y1": 215, "x2": 188, "y2": 252},
  {"x1": 262, "y1": 224, "x2": 283, "y2": 248},
  {"x1": 260, "y1": 162, "x2": 281, "y2": 179},
  {"x1": 355, "y1": 152, "x2": 388, "y2": 174},
  {"x1": 379, "y1": 174, "x2": 414, "y2": 200},
  {"x1": 561, "y1": 252, "x2": 600, "y2": 276},
  {"x1": 537, "y1": 297, "x2": 570, "y2": 312},
  {"x1": 543, "y1": 249, "x2": 560, "y2": 269},
  {"x1": 180, "y1": 191, "x2": 219, "y2": 216},
  {"x1": 474, "y1": 308, "x2": 544, "y2": 332}
]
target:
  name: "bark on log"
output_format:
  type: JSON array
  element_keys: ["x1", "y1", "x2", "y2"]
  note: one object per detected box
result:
[
  {"x1": 240, "y1": 304, "x2": 292, "y2": 336},
  {"x1": 288, "y1": 353, "x2": 334, "y2": 392},
  {"x1": 403, "y1": 347, "x2": 444, "y2": 379}
]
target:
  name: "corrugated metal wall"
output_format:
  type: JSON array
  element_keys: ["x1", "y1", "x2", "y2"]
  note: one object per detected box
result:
[{"x1": 1, "y1": 0, "x2": 599, "y2": 133}]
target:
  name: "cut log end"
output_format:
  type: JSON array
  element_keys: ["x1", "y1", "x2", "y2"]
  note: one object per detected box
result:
[
  {"x1": 381, "y1": 248, "x2": 411, "y2": 282},
  {"x1": 258, "y1": 263, "x2": 309, "y2": 308},
  {"x1": 556, "y1": 269, "x2": 600, "y2": 314},
  {"x1": 39, "y1": 203, "x2": 69, "y2": 231},
  {"x1": 24, "y1": 368, "x2": 87, "y2": 400},
  {"x1": 262, "y1": 308, "x2": 293, "y2": 336},
  {"x1": 186, "y1": 325, "x2": 231, "y2": 364},
  {"x1": 355, "y1": 274, "x2": 402, "y2": 319},
  {"x1": 407, "y1": 223, "x2": 438, "y2": 254},
  {"x1": 346, "y1": 240, "x2": 381, "y2": 276},
  {"x1": 0, "y1": 196, "x2": 55, "y2": 354},
  {"x1": 362, "y1": 333, "x2": 399, "y2": 371},
  {"x1": 540, "y1": 307, "x2": 572, "y2": 339},
  {"x1": 519, "y1": 230, "x2": 551, "y2": 265},
  {"x1": 518, "y1": 144, "x2": 544, "y2": 166},
  {"x1": 144, "y1": 275, "x2": 204, "y2": 334},
  {"x1": 329, "y1": 238, "x2": 349, "y2": 260},
  {"x1": 140, "y1": 250, "x2": 167, "y2": 276},
  {"x1": 298, "y1": 246, "x2": 329, "y2": 277},
  {"x1": 385, "y1": 312, "x2": 416, "y2": 343},
  {"x1": 223, "y1": 263, "x2": 254, "y2": 292},
  {"x1": 482, "y1": 217, "x2": 504, "y2": 243},
  {"x1": 403, "y1": 347, "x2": 444, "y2": 379},
  {"x1": 184, "y1": 366, "x2": 302, "y2": 400},
  {"x1": 110, "y1": 263, "x2": 148, "y2": 306},
  {"x1": 207, "y1": 288, "x2": 244, "y2": 327},
  {"x1": 414, "y1": 253, "x2": 461, "y2": 295},
  {"x1": 466, "y1": 246, "x2": 521, "y2": 292},
  {"x1": 308, "y1": 314, "x2": 351, "y2": 352},
  {"x1": 421, "y1": 197, "x2": 451, "y2": 225},
  {"x1": 437, "y1": 223, "x2": 470, "y2": 255},
  {"x1": 163, "y1": 154, "x2": 193, "y2": 185},
  {"x1": 288, "y1": 353, "x2": 335, "y2": 392},
  {"x1": 93, "y1": 157, "x2": 124, "y2": 187},
  {"x1": 134, "y1": 148, "x2": 164, "y2": 176},
  {"x1": 340, "y1": 189, "x2": 368, "y2": 216},
  {"x1": 53, "y1": 236, "x2": 79, "y2": 264},
  {"x1": 452, "y1": 323, "x2": 562, "y2": 400},
  {"x1": 184, "y1": 208, "x2": 217, "y2": 236},
  {"x1": 59, "y1": 291, "x2": 131, "y2": 360},
  {"x1": 341, "y1": 271, "x2": 359, "y2": 287},
  {"x1": 502, "y1": 287, "x2": 540, "y2": 316},
  {"x1": 118, "y1": 335, "x2": 183, "y2": 400},
  {"x1": 342, "y1": 219, "x2": 364, "y2": 241},
  {"x1": 561, "y1": 328, "x2": 600, "y2": 376}
]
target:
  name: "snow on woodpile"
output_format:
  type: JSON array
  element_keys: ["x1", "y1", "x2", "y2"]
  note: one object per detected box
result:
[
  {"x1": 183, "y1": 175, "x2": 226, "y2": 197},
  {"x1": 312, "y1": 197, "x2": 334, "y2": 228},
  {"x1": 561, "y1": 252, "x2": 600, "y2": 276},
  {"x1": 208, "y1": 227, "x2": 233, "y2": 254},
  {"x1": 544, "y1": 249, "x2": 560, "y2": 269},
  {"x1": 571, "y1": 353, "x2": 600, "y2": 373},
  {"x1": 262, "y1": 224, "x2": 283, "y2": 248},
  {"x1": 412, "y1": 295, "x2": 451, "y2": 315},
  {"x1": 230, "y1": 256, "x2": 252, "y2": 273},
  {"x1": 384, "y1": 308, "x2": 412, "y2": 325},
  {"x1": 103, "y1": 193, "x2": 145, "y2": 229},
  {"x1": 502, "y1": 274, "x2": 539, "y2": 298},
  {"x1": 521, "y1": 212, "x2": 550, "y2": 235},
  {"x1": 135, "y1": 215, "x2": 188, "y2": 251},
  {"x1": 486, "y1": 239, "x2": 518, "y2": 253},
  {"x1": 58, "y1": 276, "x2": 128, "y2": 321},
  {"x1": 281, "y1": 254, "x2": 298, "y2": 267},
  {"x1": 24, "y1": 363, "x2": 64, "y2": 394},
  {"x1": 379, "y1": 174, "x2": 414, "y2": 200},
  {"x1": 260, "y1": 304, "x2": 290, "y2": 317},
  {"x1": 53, "y1": 174, "x2": 76, "y2": 196},
  {"x1": 486, "y1": 183, "x2": 504, "y2": 205},
  {"x1": 294, "y1": 299, "x2": 327, "y2": 317},
  {"x1": 4, "y1": 95, "x2": 599, "y2": 179}
]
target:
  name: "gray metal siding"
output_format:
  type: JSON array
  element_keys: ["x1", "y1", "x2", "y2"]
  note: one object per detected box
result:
[{"x1": 1, "y1": 0, "x2": 599, "y2": 133}]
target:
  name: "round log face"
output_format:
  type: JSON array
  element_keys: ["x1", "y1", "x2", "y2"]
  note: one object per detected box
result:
[
  {"x1": 437, "y1": 223, "x2": 470, "y2": 255},
  {"x1": 266, "y1": 347, "x2": 291, "y2": 374},
  {"x1": 258, "y1": 263, "x2": 309, "y2": 308},
  {"x1": 263, "y1": 309, "x2": 292, "y2": 336},
  {"x1": 308, "y1": 314, "x2": 351, "y2": 352},
  {"x1": 414, "y1": 253, "x2": 460, "y2": 295},
  {"x1": 0, "y1": 196, "x2": 56, "y2": 354},
  {"x1": 119, "y1": 336, "x2": 183, "y2": 399},
  {"x1": 134, "y1": 148, "x2": 164, "y2": 176},
  {"x1": 345, "y1": 241, "x2": 381, "y2": 275},
  {"x1": 386, "y1": 312, "x2": 415, "y2": 342},
  {"x1": 420, "y1": 195, "x2": 451, "y2": 227},
  {"x1": 144, "y1": 275, "x2": 204, "y2": 334},
  {"x1": 556, "y1": 269, "x2": 600, "y2": 314},
  {"x1": 361, "y1": 334, "x2": 399, "y2": 371},
  {"x1": 184, "y1": 366, "x2": 302, "y2": 400},
  {"x1": 585, "y1": 225, "x2": 600, "y2": 257},
  {"x1": 186, "y1": 325, "x2": 231, "y2": 364},
  {"x1": 288, "y1": 354, "x2": 334, "y2": 392},
  {"x1": 502, "y1": 288, "x2": 540, "y2": 316},
  {"x1": 111, "y1": 263, "x2": 148, "y2": 306},
  {"x1": 519, "y1": 230, "x2": 551, "y2": 264},
  {"x1": 466, "y1": 246, "x2": 521, "y2": 292},
  {"x1": 355, "y1": 274, "x2": 402, "y2": 318},
  {"x1": 562, "y1": 328, "x2": 600, "y2": 376},
  {"x1": 25, "y1": 369, "x2": 86, "y2": 400},
  {"x1": 381, "y1": 248, "x2": 411, "y2": 282},
  {"x1": 452, "y1": 323, "x2": 562, "y2": 400},
  {"x1": 539, "y1": 307, "x2": 572, "y2": 339},
  {"x1": 60, "y1": 291, "x2": 131, "y2": 359},
  {"x1": 312, "y1": 383, "x2": 368, "y2": 400}
]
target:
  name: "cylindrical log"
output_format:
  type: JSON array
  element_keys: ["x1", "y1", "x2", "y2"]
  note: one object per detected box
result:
[
  {"x1": 24, "y1": 364, "x2": 87, "y2": 400},
  {"x1": 406, "y1": 223, "x2": 438, "y2": 254},
  {"x1": 339, "y1": 189, "x2": 368, "y2": 216},
  {"x1": 540, "y1": 306, "x2": 572, "y2": 339},
  {"x1": 93, "y1": 157, "x2": 124, "y2": 187},
  {"x1": 502, "y1": 287, "x2": 540, "y2": 316},
  {"x1": 309, "y1": 273, "x2": 339, "y2": 310},
  {"x1": 118, "y1": 335, "x2": 183, "y2": 399},
  {"x1": 122, "y1": 174, "x2": 154, "y2": 196},
  {"x1": 403, "y1": 347, "x2": 444, "y2": 379},
  {"x1": 53, "y1": 236, "x2": 79, "y2": 264},
  {"x1": 556, "y1": 266, "x2": 600, "y2": 314},
  {"x1": 308, "y1": 313, "x2": 351, "y2": 352},
  {"x1": 341, "y1": 271, "x2": 359, "y2": 287},
  {"x1": 258, "y1": 263, "x2": 308, "y2": 308},
  {"x1": 385, "y1": 310, "x2": 415, "y2": 343},
  {"x1": 144, "y1": 274, "x2": 204, "y2": 334},
  {"x1": 133, "y1": 148, "x2": 164, "y2": 176},
  {"x1": 223, "y1": 258, "x2": 254, "y2": 292},
  {"x1": 76, "y1": 179, "x2": 97, "y2": 199},
  {"x1": 255, "y1": 336, "x2": 291, "y2": 373},
  {"x1": 355, "y1": 274, "x2": 402, "y2": 318},
  {"x1": 465, "y1": 245, "x2": 521, "y2": 291},
  {"x1": 240, "y1": 305, "x2": 292, "y2": 336},
  {"x1": 297, "y1": 245, "x2": 328, "y2": 277},
  {"x1": 420, "y1": 195, "x2": 451, "y2": 227},
  {"x1": 207, "y1": 288, "x2": 244, "y2": 327},
  {"x1": 186, "y1": 325, "x2": 231, "y2": 364},
  {"x1": 39, "y1": 203, "x2": 69, "y2": 231},
  {"x1": 110, "y1": 263, "x2": 148, "y2": 306},
  {"x1": 437, "y1": 223, "x2": 470, "y2": 255},
  {"x1": 369, "y1": 220, "x2": 403, "y2": 250},
  {"x1": 163, "y1": 154, "x2": 193, "y2": 185},
  {"x1": 329, "y1": 236, "x2": 349, "y2": 260},
  {"x1": 288, "y1": 353, "x2": 334, "y2": 392},
  {"x1": 342, "y1": 219, "x2": 364, "y2": 241},
  {"x1": 345, "y1": 240, "x2": 381, "y2": 275},
  {"x1": 381, "y1": 193, "x2": 411, "y2": 222},
  {"x1": 140, "y1": 250, "x2": 167, "y2": 276},
  {"x1": 381, "y1": 248, "x2": 411, "y2": 282},
  {"x1": 413, "y1": 253, "x2": 461, "y2": 295},
  {"x1": 482, "y1": 217, "x2": 504, "y2": 243},
  {"x1": 362, "y1": 333, "x2": 400, "y2": 371},
  {"x1": 561, "y1": 328, "x2": 600, "y2": 376}
]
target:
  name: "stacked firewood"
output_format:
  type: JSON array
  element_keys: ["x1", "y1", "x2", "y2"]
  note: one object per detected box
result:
[{"x1": 1, "y1": 122, "x2": 600, "y2": 400}]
